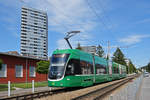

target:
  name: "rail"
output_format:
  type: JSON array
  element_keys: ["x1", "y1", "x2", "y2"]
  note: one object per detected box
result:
[
  {"x1": 0, "y1": 88, "x2": 66, "y2": 100},
  {"x1": 71, "y1": 75, "x2": 138, "y2": 100}
]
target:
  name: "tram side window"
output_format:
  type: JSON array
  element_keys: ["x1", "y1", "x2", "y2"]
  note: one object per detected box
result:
[
  {"x1": 65, "y1": 59, "x2": 81, "y2": 76},
  {"x1": 80, "y1": 60, "x2": 93, "y2": 75},
  {"x1": 117, "y1": 67, "x2": 119, "y2": 73},
  {"x1": 113, "y1": 66, "x2": 116, "y2": 74},
  {"x1": 96, "y1": 64, "x2": 107, "y2": 74},
  {"x1": 122, "y1": 67, "x2": 126, "y2": 74},
  {"x1": 113, "y1": 66, "x2": 119, "y2": 74}
]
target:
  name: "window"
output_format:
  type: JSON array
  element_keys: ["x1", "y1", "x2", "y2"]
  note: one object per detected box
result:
[
  {"x1": 96, "y1": 64, "x2": 107, "y2": 74},
  {"x1": 80, "y1": 60, "x2": 93, "y2": 75},
  {"x1": 121, "y1": 66, "x2": 126, "y2": 74},
  {"x1": 0, "y1": 64, "x2": 7, "y2": 77},
  {"x1": 15, "y1": 65, "x2": 23, "y2": 77},
  {"x1": 65, "y1": 59, "x2": 94, "y2": 76},
  {"x1": 40, "y1": 30, "x2": 44, "y2": 32},
  {"x1": 65, "y1": 59, "x2": 81, "y2": 76},
  {"x1": 49, "y1": 54, "x2": 70, "y2": 79},
  {"x1": 21, "y1": 49, "x2": 26, "y2": 51},
  {"x1": 29, "y1": 66, "x2": 36, "y2": 77},
  {"x1": 113, "y1": 66, "x2": 119, "y2": 74}
]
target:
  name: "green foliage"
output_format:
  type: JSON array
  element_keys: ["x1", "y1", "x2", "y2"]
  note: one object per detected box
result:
[
  {"x1": 36, "y1": 61, "x2": 50, "y2": 74},
  {"x1": 146, "y1": 62, "x2": 150, "y2": 72},
  {"x1": 0, "y1": 84, "x2": 15, "y2": 91},
  {"x1": 105, "y1": 55, "x2": 109, "y2": 60},
  {"x1": 138, "y1": 68, "x2": 142, "y2": 72},
  {"x1": 76, "y1": 43, "x2": 82, "y2": 50},
  {"x1": 148, "y1": 62, "x2": 150, "y2": 70},
  {"x1": 0, "y1": 82, "x2": 48, "y2": 91},
  {"x1": 112, "y1": 48, "x2": 126, "y2": 65},
  {"x1": 141, "y1": 62, "x2": 150, "y2": 72},
  {"x1": 0, "y1": 59, "x2": 3, "y2": 70},
  {"x1": 11, "y1": 81, "x2": 48, "y2": 89},
  {"x1": 128, "y1": 60, "x2": 136, "y2": 74},
  {"x1": 96, "y1": 45, "x2": 104, "y2": 57}
]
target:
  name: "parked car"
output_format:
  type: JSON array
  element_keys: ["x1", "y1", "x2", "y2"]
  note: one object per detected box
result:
[{"x1": 144, "y1": 72, "x2": 149, "y2": 77}]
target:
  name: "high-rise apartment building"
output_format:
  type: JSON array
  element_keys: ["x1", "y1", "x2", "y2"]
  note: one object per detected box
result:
[{"x1": 20, "y1": 6, "x2": 48, "y2": 59}]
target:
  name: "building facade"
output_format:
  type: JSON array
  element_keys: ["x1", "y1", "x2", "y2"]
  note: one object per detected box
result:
[
  {"x1": 21, "y1": 6, "x2": 48, "y2": 59},
  {"x1": 0, "y1": 52, "x2": 48, "y2": 83},
  {"x1": 81, "y1": 46, "x2": 97, "y2": 54}
]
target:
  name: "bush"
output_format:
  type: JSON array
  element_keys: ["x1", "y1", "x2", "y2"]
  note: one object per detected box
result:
[{"x1": 36, "y1": 61, "x2": 50, "y2": 74}]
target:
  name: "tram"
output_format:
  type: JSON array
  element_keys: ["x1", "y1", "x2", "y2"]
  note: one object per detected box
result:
[{"x1": 48, "y1": 49, "x2": 126, "y2": 87}]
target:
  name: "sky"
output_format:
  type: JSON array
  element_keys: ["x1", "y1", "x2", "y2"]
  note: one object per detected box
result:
[{"x1": 0, "y1": 0, "x2": 150, "y2": 68}]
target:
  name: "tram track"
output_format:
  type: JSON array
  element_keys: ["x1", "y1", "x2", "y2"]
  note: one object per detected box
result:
[
  {"x1": 71, "y1": 75, "x2": 137, "y2": 100},
  {"x1": 0, "y1": 87, "x2": 80, "y2": 100}
]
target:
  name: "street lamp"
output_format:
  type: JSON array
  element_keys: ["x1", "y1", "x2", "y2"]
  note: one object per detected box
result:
[{"x1": 64, "y1": 31, "x2": 80, "y2": 49}]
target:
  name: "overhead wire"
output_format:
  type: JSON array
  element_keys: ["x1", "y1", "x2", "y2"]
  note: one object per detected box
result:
[
  {"x1": 85, "y1": 0, "x2": 113, "y2": 33},
  {"x1": 84, "y1": 0, "x2": 116, "y2": 50},
  {"x1": 45, "y1": 0, "x2": 94, "y2": 29},
  {"x1": 92, "y1": 0, "x2": 134, "y2": 49},
  {"x1": 85, "y1": 0, "x2": 130, "y2": 57},
  {"x1": 44, "y1": 0, "x2": 117, "y2": 48},
  {"x1": 44, "y1": 0, "x2": 102, "y2": 46},
  {"x1": 21, "y1": 0, "x2": 112, "y2": 48},
  {"x1": 97, "y1": 0, "x2": 115, "y2": 32}
]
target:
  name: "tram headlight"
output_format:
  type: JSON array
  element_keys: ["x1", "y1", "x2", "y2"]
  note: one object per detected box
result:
[
  {"x1": 52, "y1": 82, "x2": 55, "y2": 85},
  {"x1": 67, "y1": 78, "x2": 70, "y2": 80},
  {"x1": 60, "y1": 83, "x2": 63, "y2": 86}
]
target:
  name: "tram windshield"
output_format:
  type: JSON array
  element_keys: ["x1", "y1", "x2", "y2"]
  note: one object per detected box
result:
[{"x1": 48, "y1": 54, "x2": 70, "y2": 79}]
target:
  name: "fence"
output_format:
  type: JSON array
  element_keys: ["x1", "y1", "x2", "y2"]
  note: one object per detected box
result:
[
  {"x1": 0, "y1": 80, "x2": 49, "y2": 98},
  {"x1": 7, "y1": 80, "x2": 35, "y2": 97}
]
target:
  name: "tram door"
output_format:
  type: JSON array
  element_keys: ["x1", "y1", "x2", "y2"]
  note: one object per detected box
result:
[
  {"x1": 92, "y1": 55, "x2": 96, "y2": 83},
  {"x1": 108, "y1": 60, "x2": 112, "y2": 75},
  {"x1": 119, "y1": 64, "x2": 122, "y2": 74}
]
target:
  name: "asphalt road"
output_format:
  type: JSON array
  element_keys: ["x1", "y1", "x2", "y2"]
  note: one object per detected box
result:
[{"x1": 139, "y1": 75, "x2": 150, "y2": 100}]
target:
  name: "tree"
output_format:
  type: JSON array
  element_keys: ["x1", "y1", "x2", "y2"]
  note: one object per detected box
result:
[
  {"x1": 0, "y1": 59, "x2": 3, "y2": 70},
  {"x1": 112, "y1": 48, "x2": 129, "y2": 73},
  {"x1": 36, "y1": 61, "x2": 50, "y2": 74},
  {"x1": 141, "y1": 62, "x2": 150, "y2": 72},
  {"x1": 146, "y1": 62, "x2": 150, "y2": 72},
  {"x1": 96, "y1": 45, "x2": 104, "y2": 57},
  {"x1": 128, "y1": 60, "x2": 136, "y2": 74},
  {"x1": 112, "y1": 48, "x2": 126, "y2": 65},
  {"x1": 76, "y1": 43, "x2": 82, "y2": 50}
]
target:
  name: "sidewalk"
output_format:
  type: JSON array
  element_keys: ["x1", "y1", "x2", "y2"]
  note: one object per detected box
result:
[
  {"x1": 0, "y1": 86, "x2": 50, "y2": 98},
  {"x1": 138, "y1": 75, "x2": 150, "y2": 100}
]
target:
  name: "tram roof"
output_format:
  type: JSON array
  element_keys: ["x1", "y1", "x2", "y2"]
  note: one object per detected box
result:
[{"x1": 52, "y1": 49, "x2": 107, "y2": 65}]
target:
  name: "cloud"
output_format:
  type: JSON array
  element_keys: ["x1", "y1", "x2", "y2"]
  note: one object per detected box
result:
[
  {"x1": 119, "y1": 34, "x2": 150, "y2": 45},
  {"x1": 136, "y1": 18, "x2": 150, "y2": 24},
  {"x1": 27, "y1": 0, "x2": 97, "y2": 32},
  {"x1": 57, "y1": 39, "x2": 68, "y2": 49},
  {"x1": 22, "y1": 0, "x2": 110, "y2": 49}
]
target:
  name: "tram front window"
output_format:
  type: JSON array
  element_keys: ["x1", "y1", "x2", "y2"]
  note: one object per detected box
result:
[
  {"x1": 48, "y1": 54, "x2": 69, "y2": 79},
  {"x1": 65, "y1": 59, "x2": 81, "y2": 76}
]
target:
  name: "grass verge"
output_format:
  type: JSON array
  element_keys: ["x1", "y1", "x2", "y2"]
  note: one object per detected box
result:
[{"x1": 0, "y1": 81, "x2": 48, "y2": 91}]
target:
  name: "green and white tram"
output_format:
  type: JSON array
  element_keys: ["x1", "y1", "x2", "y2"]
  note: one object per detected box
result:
[{"x1": 48, "y1": 49, "x2": 126, "y2": 87}]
